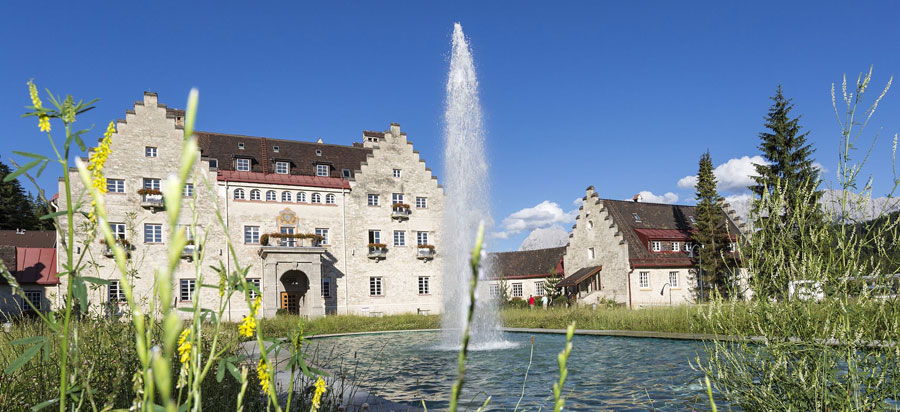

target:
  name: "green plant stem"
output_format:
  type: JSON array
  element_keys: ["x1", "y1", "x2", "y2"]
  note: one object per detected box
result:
[
  {"x1": 58, "y1": 121, "x2": 74, "y2": 412},
  {"x1": 448, "y1": 222, "x2": 485, "y2": 412}
]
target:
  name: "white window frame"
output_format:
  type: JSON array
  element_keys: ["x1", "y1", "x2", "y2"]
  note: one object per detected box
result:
[
  {"x1": 108, "y1": 280, "x2": 125, "y2": 302},
  {"x1": 234, "y1": 188, "x2": 245, "y2": 200},
  {"x1": 275, "y1": 161, "x2": 289, "y2": 175},
  {"x1": 588, "y1": 247, "x2": 595, "y2": 260},
  {"x1": 183, "y1": 183, "x2": 194, "y2": 198},
  {"x1": 107, "y1": 179, "x2": 125, "y2": 193},
  {"x1": 315, "y1": 228, "x2": 328, "y2": 246},
  {"x1": 143, "y1": 178, "x2": 160, "y2": 190},
  {"x1": 672, "y1": 241, "x2": 680, "y2": 252},
  {"x1": 297, "y1": 192, "x2": 306, "y2": 203},
  {"x1": 512, "y1": 283, "x2": 523, "y2": 298},
  {"x1": 417, "y1": 231, "x2": 429, "y2": 246},
  {"x1": 418, "y1": 276, "x2": 430, "y2": 295},
  {"x1": 342, "y1": 169, "x2": 351, "y2": 179},
  {"x1": 639, "y1": 272, "x2": 650, "y2": 289},
  {"x1": 367, "y1": 194, "x2": 379, "y2": 206},
  {"x1": 110, "y1": 223, "x2": 126, "y2": 240},
  {"x1": 393, "y1": 169, "x2": 401, "y2": 178},
  {"x1": 652, "y1": 241, "x2": 662, "y2": 252},
  {"x1": 392, "y1": 193, "x2": 404, "y2": 205},
  {"x1": 369, "y1": 277, "x2": 383, "y2": 296},
  {"x1": 249, "y1": 189, "x2": 260, "y2": 201},
  {"x1": 209, "y1": 159, "x2": 218, "y2": 169},
  {"x1": 416, "y1": 197, "x2": 427, "y2": 208},
  {"x1": 489, "y1": 284, "x2": 500, "y2": 298},
  {"x1": 248, "y1": 278, "x2": 261, "y2": 299},
  {"x1": 265, "y1": 190, "x2": 276, "y2": 201},
  {"x1": 23, "y1": 290, "x2": 42, "y2": 311},
  {"x1": 281, "y1": 191, "x2": 292, "y2": 202},
  {"x1": 145, "y1": 147, "x2": 158, "y2": 158},
  {"x1": 393, "y1": 231, "x2": 406, "y2": 247},
  {"x1": 322, "y1": 278, "x2": 331, "y2": 298},
  {"x1": 535, "y1": 281, "x2": 544, "y2": 296},
  {"x1": 325, "y1": 194, "x2": 335, "y2": 204},
  {"x1": 179, "y1": 279, "x2": 196, "y2": 302},
  {"x1": 316, "y1": 164, "x2": 330, "y2": 177},
  {"x1": 369, "y1": 230, "x2": 381, "y2": 244},
  {"x1": 669, "y1": 271, "x2": 679, "y2": 288},
  {"x1": 236, "y1": 158, "x2": 250, "y2": 172},
  {"x1": 311, "y1": 193, "x2": 321, "y2": 204},
  {"x1": 144, "y1": 223, "x2": 162, "y2": 244},
  {"x1": 244, "y1": 226, "x2": 260, "y2": 244}
]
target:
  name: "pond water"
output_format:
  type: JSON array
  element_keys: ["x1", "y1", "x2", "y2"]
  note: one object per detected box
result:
[{"x1": 308, "y1": 331, "x2": 729, "y2": 411}]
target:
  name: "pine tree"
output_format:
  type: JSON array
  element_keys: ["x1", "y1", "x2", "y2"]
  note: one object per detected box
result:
[
  {"x1": 28, "y1": 192, "x2": 53, "y2": 230},
  {"x1": 0, "y1": 159, "x2": 41, "y2": 230},
  {"x1": 750, "y1": 85, "x2": 820, "y2": 205},
  {"x1": 692, "y1": 151, "x2": 733, "y2": 300}
]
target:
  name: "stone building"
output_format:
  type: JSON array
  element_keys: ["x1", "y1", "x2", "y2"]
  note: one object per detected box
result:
[
  {"x1": 50, "y1": 92, "x2": 444, "y2": 319},
  {"x1": 484, "y1": 246, "x2": 565, "y2": 301},
  {"x1": 560, "y1": 187, "x2": 747, "y2": 307}
]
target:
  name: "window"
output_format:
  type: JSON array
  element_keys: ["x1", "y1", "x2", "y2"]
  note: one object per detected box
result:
[
  {"x1": 672, "y1": 242, "x2": 680, "y2": 252},
  {"x1": 315, "y1": 149, "x2": 322, "y2": 156},
  {"x1": 652, "y1": 241, "x2": 662, "y2": 252},
  {"x1": 392, "y1": 193, "x2": 404, "y2": 205},
  {"x1": 110, "y1": 223, "x2": 126, "y2": 240},
  {"x1": 275, "y1": 161, "x2": 289, "y2": 174},
  {"x1": 368, "y1": 230, "x2": 381, "y2": 244},
  {"x1": 588, "y1": 220, "x2": 594, "y2": 229},
  {"x1": 280, "y1": 227, "x2": 295, "y2": 247},
  {"x1": 535, "y1": 281, "x2": 545, "y2": 296},
  {"x1": 325, "y1": 194, "x2": 335, "y2": 204},
  {"x1": 23, "y1": 290, "x2": 42, "y2": 311},
  {"x1": 489, "y1": 284, "x2": 500, "y2": 298},
  {"x1": 367, "y1": 194, "x2": 379, "y2": 206},
  {"x1": 633, "y1": 213, "x2": 642, "y2": 223},
  {"x1": 316, "y1": 164, "x2": 329, "y2": 177},
  {"x1": 369, "y1": 277, "x2": 383, "y2": 296},
  {"x1": 109, "y1": 280, "x2": 125, "y2": 302},
  {"x1": 512, "y1": 283, "x2": 523, "y2": 298},
  {"x1": 297, "y1": 192, "x2": 306, "y2": 202},
  {"x1": 393, "y1": 231, "x2": 406, "y2": 247},
  {"x1": 685, "y1": 242, "x2": 693, "y2": 252},
  {"x1": 342, "y1": 169, "x2": 351, "y2": 179},
  {"x1": 311, "y1": 193, "x2": 321, "y2": 204},
  {"x1": 669, "y1": 271, "x2": 679, "y2": 288},
  {"x1": 183, "y1": 183, "x2": 194, "y2": 198},
  {"x1": 588, "y1": 247, "x2": 595, "y2": 260},
  {"x1": 145, "y1": 147, "x2": 158, "y2": 157},
  {"x1": 233, "y1": 188, "x2": 245, "y2": 200},
  {"x1": 393, "y1": 169, "x2": 401, "y2": 178},
  {"x1": 265, "y1": 190, "x2": 276, "y2": 201},
  {"x1": 143, "y1": 178, "x2": 160, "y2": 190},
  {"x1": 144, "y1": 224, "x2": 162, "y2": 243},
  {"x1": 281, "y1": 191, "x2": 292, "y2": 202},
  {"x1": 238, "y1": 142, "x2": 245, "y2": 150},
  {"x1": 180, "y1": 279, "x2": 196, "y2": 301},
  {"x1": 639, "y1": 272, "x2": 650, "y2": 289},
  {"x1": 322, "y1": 278, "x2": 331, "y2": 298},
  {"x1": 730, "y1": 242, "x2": 737, "y2": 252},
  {"x1": 689, "y1": 216, "x2": 697, "y2": 225},
  {"x1": 418, "y1": 276, "x2": 430, "y2": 295},
  {"x1": 417, "y1": 231, "x2": 429, "y2": 246},
  {"x1": 416, "y1": 197, "x2": 427, "y2": 208},
  {"x1": 273, "y1": 145, "x2": 279, "y2": 153},
  {"x1": 248, "y1": 278, "x2": 261, "y2": 299},
  {"x1": 107, "y1": 179, "x2": 125, "y2": 193},
  {"x1": 250, "y1": 189, "x2": 261, "y2": 201},
  {"x1": 236, "y1": 158, "x2": 250, "y2": 171},
  {"x1": 244, "y1": 226, "x2": 260, "y2": 244},
  {"x1": 209, "y1": 159, "x2": 218, "y2": 169},
  {"x1": 315, "y1": 228, "x2": 328, "y2": 246}
]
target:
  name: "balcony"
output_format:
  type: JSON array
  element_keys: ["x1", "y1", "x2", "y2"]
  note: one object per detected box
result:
[
  {"x1": 102, "y1": 240, "x2": 132, "y2": 258},
  {"x1": 416, "y1": 246, "x2": 436, "y2": 260},
  {"x1": 181, "y1": 243, "x2": 199, "y2": 260},
  {"x1": 368, "y1": 244, "x2": 388, "y2": 260},
  {"x1": 391, "y1": 203, "x2": 411, "y2": 220},
  {"x1": 139, "y1": 190, "x2": 164, "y2": 209}
]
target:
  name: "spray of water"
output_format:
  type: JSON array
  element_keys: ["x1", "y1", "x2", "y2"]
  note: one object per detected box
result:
[{"x1": 440, "y1": 23, "x2": 513, "y2": 350}]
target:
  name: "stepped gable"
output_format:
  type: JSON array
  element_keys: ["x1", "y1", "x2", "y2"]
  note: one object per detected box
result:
[
  {"x1": 196, "y1": 131, "x2": 373, "y2": 180},
  {"x1": 487, "y1": 246, "x2": 566, "y2": 280},
  {"x1": 601, "y1": 199, "x2": 741, "y2": 265}
]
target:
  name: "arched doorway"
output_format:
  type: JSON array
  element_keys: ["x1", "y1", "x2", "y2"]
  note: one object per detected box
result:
[{"x1": 280, "y1": 270, "x2": 309, "y2": 315}]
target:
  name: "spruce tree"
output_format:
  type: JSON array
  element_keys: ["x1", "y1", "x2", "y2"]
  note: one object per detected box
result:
[
  {"x1": 692, "y1": 151, "x2": 733, "y2": 300},
  {"x1": 750, "y1": 85, "x2": 820, "y2": 205},
  {"x1": 0, "y1": 159, "x2": 41, "y2": 230}
]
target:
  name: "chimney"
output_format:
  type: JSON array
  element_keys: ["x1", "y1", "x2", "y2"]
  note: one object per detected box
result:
[
  {"x1": 586, "y1": 185, "x2": 595, "y2": 197},
  {"x1": 633, "y1": 194, "x2": 642, "y2": 203}
]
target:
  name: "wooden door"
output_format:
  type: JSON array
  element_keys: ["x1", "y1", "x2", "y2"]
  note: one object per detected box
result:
[{"x1": 280, "y1": 291, "x2": 299, "y2": 313}]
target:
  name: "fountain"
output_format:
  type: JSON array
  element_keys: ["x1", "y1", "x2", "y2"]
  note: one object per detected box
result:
[{"x1": 440, "y1": 23, "x2": 511, "y2": 350}]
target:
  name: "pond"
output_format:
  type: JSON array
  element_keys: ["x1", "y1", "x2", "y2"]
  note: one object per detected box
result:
[{"x1": 308, "y1": 331, "x2": 728, "y2": 411}]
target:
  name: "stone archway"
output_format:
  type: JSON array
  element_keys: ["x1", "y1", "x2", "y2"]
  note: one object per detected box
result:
[{"x1": 279, "y1": 270, "x2": 309, "y2": 315}]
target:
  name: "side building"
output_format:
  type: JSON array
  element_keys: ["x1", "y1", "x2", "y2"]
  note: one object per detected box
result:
[
  {"x1": 484, "y1": 246, "x2": 565, "y2": 301},
  {"x1": 0, "y1": 230, "x2": 58, "y2": 316},
  {"x1": 53, "y1": 92, "x2": 444, "y2": 319}
]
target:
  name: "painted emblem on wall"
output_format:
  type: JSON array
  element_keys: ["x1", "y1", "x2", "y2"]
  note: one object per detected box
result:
[{"x1": 276, "y1": 208, "x2": 298, "y2": 226}]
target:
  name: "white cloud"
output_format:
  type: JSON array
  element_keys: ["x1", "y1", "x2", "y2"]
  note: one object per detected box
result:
[
  {"x1": 723, "y1": 193, "x2": 753, "y2": 222},
  {"x1": 519, "y1": 225, "x2": 570, "y2": 251},
  {"x1": 491, "y1": 201, "x2": 577, "y2": 239},
  {"x1": 573, "y1": 197, "x2": 584, "y2": 207},
  {"x1": 678, "y1": 155, "x2": 768, "y2": 193},
  {"x1": 630, "y1": 191, "x2": 679, "y2": 204}
]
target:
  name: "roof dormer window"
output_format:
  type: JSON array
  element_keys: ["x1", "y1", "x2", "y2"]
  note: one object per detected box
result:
[
  {"x1": 238, "y1": 142, "x2": 245, "y2": 150},
  {"x1": 316, "y1": 164, "x2": 329, "y2": 177},
  {"x1": 315, "y1": 149, "x2": 322, "y2": 156},
  {"x1": 689, "y1": 216, "x2": 696, "y2": 225},
  {"x1": 273, "y1": 145, "x2": 279, "y2": 153},
  {"x1": 633, "y1": 213, "x2": 642, "y2": 223},
  {"x1": 236, "y1": 158, "x2": 250, "y2": 172},
  {"x1": 651, "y1": 241, "x2": 662, "y2": 252}
]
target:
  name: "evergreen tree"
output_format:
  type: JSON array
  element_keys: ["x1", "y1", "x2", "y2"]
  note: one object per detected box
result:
[
  {"x1": 0, "y1": 159, "x2": 41, "y2": 230},
  {"x1": 28, "y1": 192, "x2": 53, "y2": 230},
  {"x1": 750, "y1": 85, "x2": 820, "y2": 205},
  {"x1": 692, "y1": 151, "x2": 733, "y2": 300}
]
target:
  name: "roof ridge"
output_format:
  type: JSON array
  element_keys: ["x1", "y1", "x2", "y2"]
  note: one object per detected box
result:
[{"x1": 196, "y1": 131, "x2": 371, "y2": 151}]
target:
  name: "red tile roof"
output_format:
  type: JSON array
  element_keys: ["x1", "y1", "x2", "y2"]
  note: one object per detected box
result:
[
  {"x1": 218, "y1": 170, "x2": 350, "y2": 189},
  {"x1": 13, "y1": 248, "x2": 59, "y2": 285}
]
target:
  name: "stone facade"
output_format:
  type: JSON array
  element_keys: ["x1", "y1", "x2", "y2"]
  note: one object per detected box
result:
[{"x1": 52, "y1": 92, "x2": 444, "y2": 319}]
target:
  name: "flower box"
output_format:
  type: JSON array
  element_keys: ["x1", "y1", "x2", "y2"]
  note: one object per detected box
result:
[
  {"x1": 391, "y1": 203, "x2": 411, "y2": 220},
  {"x1": 100, "y1": 239, "x2": 132, "y2": 258},
  {"x1": 181, "y1": 243, "x2": 199, "y2": 260},
  {"x1": 416, "y1": 245, "x2": 436, "y2": 260},
  {"x1": 368, "y1": 243, "x2": 388, "y2": 260},
  {"x1": 139, "y1": 191, "x2": 164, "y2": 209},
  {"x1": 261, "y1": 232, "x2": 323, "y2": 247}
]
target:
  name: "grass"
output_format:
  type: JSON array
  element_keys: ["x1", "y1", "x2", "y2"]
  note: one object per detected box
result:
[{"x1": 501, "y1": 305, "x2": 712, "y2": 334}]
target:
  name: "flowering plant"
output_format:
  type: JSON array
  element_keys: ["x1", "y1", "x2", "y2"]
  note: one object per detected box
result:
[
  {"x1": 368, "y1": 243, "x2": 387, "y2": 249},
  {"x1": 137, "y1": 188, "x2": 162, "y2": 196}
]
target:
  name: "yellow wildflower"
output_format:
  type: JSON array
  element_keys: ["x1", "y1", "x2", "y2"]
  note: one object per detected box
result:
[
  {"x1": 86, "y1": 122, "x2": 115, "y2": 223},
  {"x1": 177, "y1": 329, "x2": 192, "y2": 363},
  {"x1": 27, "y1": 81, "x2": 50, "y2": 132},
  {"x1": 238, "y1": 295, "x2": 262, "y2": 337},
  {"x1": 312, "y1": 376, "x2": 327, "y2": 409},
  {"x1": 38, "y1": 116, "x2": 51, "y2": 133},
  {"x1": 257, "y1": 359, "x2": 271, "y2": 395}
]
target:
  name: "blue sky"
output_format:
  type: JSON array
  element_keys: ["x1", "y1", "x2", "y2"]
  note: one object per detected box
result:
[{"x1": 2, "y1": 1, "x2": 900, "y2": 251}]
